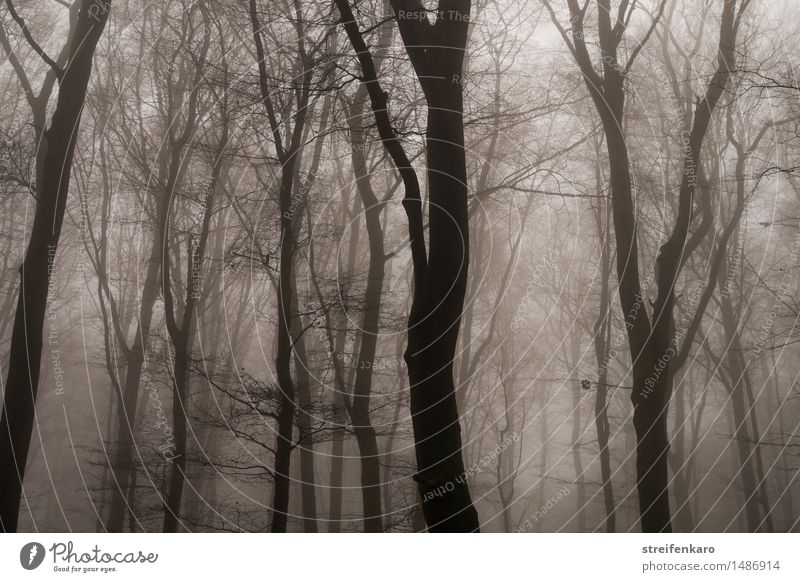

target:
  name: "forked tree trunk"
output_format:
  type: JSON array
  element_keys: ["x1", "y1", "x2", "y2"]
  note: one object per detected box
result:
[
  {"x1": 102, "y1": 15, "x2": 164, "y2": 530},
  {"x1": 554, "y1": 0, "x2": 743, "y2": 532},
  {"x1": 249, "y1": 0, "x2": 313, "y2": 532},
  {"x1": 337, "y1": 0, "x2": 479, "y2": 531},
  {"x1": 0, "y1": 0, "x2": 111, "y2": 533},
  {"x1": 106, "y1": 248, "x2": 161, "y2": 531},
  {"x1": 161, "y1": 31, "x2": 224, "y2": 528}
]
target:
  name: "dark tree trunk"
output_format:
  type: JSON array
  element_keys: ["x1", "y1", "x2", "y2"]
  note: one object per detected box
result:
[
  {"x1": 271, "y1": 222, "x2": 297, "y2": 533},
  {"x1": 337, "y1": 0, "x2": 479, "y2": 531},
  {"x1": 161, "y1": 39, "x2": 224, "y2": 528},
  {"x1": 287, "y1": 86, "x2": 335, "y2": 534},
  {"x1": 106, "y1": 248, "x2": 161, "y2": 531},
  {"x1": 249, "y1": 0, "x2": 312, "y2": 532},
  {"x1": 591, "y1": 187, "x2": 616, "y2": 532},
  {"x1": 347, "y1": 96, "x2": 385, "y2": 533},
  {"x1": 557, "y1": 0, "x2": 742, "y2": 533},
  {"x1": 291, "y1": 316, "x2": 319, "y2": 533},
  {"x1": 718, "y1": 274, "x2": 767, "y2": 531},
  {"x1": 669, "y1": 376, "x2": 694, "y2": 532},
  {"x1": 407, "y1": 82, "x2": 477, "y2": 530},
  {"x1": 321, "y1": 259, "x2": 351, "y2": 533},
  {"x1": 162, "y1": 339, "x2": 189, "y2": 532},
  {"x1": 392, "y1": 0, "x2": 478, "y2": 533},
  {"x1": 311, "y1": 181, "x2": 356, "y2": 533},
  {"x1": 603, "y1": 109, "x2": 672, "y2": 533},
  {"x1": 0, "y1": 0, "x2": 111, "y2": 533},
  {"x1": 568, "y1": 325, "x2": 586, "y2": 532}
]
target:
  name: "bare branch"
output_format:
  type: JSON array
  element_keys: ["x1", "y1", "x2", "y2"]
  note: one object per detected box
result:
[
  {"x1": 4, "y1": 0, "x2": 64, "y2": 80},
  {"x1": 623, "y1": 0, "x2": 667, "y2": 75}
]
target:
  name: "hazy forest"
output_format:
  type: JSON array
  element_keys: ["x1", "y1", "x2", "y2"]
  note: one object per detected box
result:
[{"x1": 0, "y1": 0, "x2": 799, "y2": 534}]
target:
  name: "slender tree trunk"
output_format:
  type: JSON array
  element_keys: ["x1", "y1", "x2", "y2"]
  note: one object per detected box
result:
[
  {"x1": 162, "y1": 339, "x2": 189, "y2": 532},
  {"x1": 288, "y1": 85, "x2": 336, "y2": 533},
  {"x1": 291, "y1": 315, "x2": 319, "y2": 532},
  {"x1": 265, "y1": 152, "x2": 304, "y2": 535},
  {"x1": 591, "y1": 195, "x2": 616, "y2": 532},
  {"x1": 249, "y1": 0, "x2": 312, "y2": 532},
  {"x1": 669, "y1": 368, "x2": 694, "y2": 531},
  {"x1": 313, "y1": 182, "x2": 357, "y2": 533},
  {"x1": 718, "y1": 281, "x2": 765, "y2": 531},
  {"x1": 742, "y1": 372, "x2": 773, "y2": 531},
  {"x1": 326, "y1": 306, "x2": 350, "y2": 533},
  {"x1": 161, "y1": 60, "x2": 225, "y2": 529},
  {"x1": 768, "y1": 341, "x2": 794, "y2": 528},
  {"x1": 106, "y1": 241, "x2": 161, "y2": 531},
  {"x1": 668, "y1": 361, "x2": 695, "y2": 531},
  {"x1": 95, "y1": 385, "x2": 115, "y2": 531},
  {"x1": 554, "y1": 0, "x2": 743, "y2": 533},
  {"x1": 568, "y1": 326, "x2": 586, "y2": 532},
  {"x1": 534, "y1": 394, "x2": 549, "y2": 532},
  {"x1": 347, "y1": 95, "x2": 385, "y2": 533},
  {"x1": 381, "y1": 369, "x2": 404, "y2": 528}
]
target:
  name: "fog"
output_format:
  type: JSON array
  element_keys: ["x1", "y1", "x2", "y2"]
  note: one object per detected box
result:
[{"x1": 0, "y1": 0, "x2": 799, "y2": 533}]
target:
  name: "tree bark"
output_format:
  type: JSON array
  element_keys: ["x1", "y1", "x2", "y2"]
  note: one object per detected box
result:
[
  {"x1": 346, "y1": 95, "x2": 386, "y2": 533},
  {"x1": 337, "y1": 0, "x2": 479, "y2": 531},
  {"x1": 548, "y1": 0, "x2": 743, "y2": 532},
  {"x1": 591, "y1": 181, "x2": 616, "y2": 532},
  {"x1": 106, "y1": 244, "x2": 161, "y2": 531},
  {"x1": 249, "y1": 0, "x2": 313, "y2": 532},
  {"x1": 290, "y1": 311, "x2": 319, "y2": 533},
  {"x1": 0, "y1": 0, "x2": 111, "y2": 533}
]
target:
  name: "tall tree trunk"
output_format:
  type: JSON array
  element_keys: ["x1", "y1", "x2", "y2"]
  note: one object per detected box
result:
[
  {"x1": 338, "y1": 0, "x2": 479, "y2": 531},
  {"x1": 0, "y1": 0, "x2": 111, "y2": 533},
  {"x1": 767, "y1": 340, "x2": 794, "y2": 529},
  {"x1": 162, "y1": 339, "x2": 189, "y2": 532},
  {"x1": 288, "y1": 84, "x2": 335, "y2": 534},
  {"x1": 718, "y1": 276, "x2": 765, "y2": 531},
  {"x1": 591, "y1": 192, "x2": 616, "y2": 532},
  {"x1": 312, "y1": 179, "x2": 357, "y2": 533},
  {"x1": 99, "y1": 12, "x2": 162, "y2": 531},
  {"x1": 742, "y1": 371, "x2": 773, "y2": 531},
  {"x1": 406, "y1": 66, "x2": 477, "y2": 534},
  {"x1": 271, "y1": 233, "x2": 296, "y2": 533},
  {"x1": 161, "y1": 45, "x2": 224, "y2": 528},
  {"x1": 568, "y1": 324, "x2": 586, "y2": 532},
  {"x1": 603, "y1": 108, "x2": 673, "y2": 532},
  {"x1": 669, "y1": 362, "x2": 694, "y2": 531},
  {"x1": 106, "y1": 237, "x2": 161, "y2": 531},
  {"x1": 347, "y1": 95, "x2": 385, "y2": 533},
  {"x1": 381, "y1": 367, "x2": 404, "y2": 529},
  {"x1": 552, "y1": 0, "x2": 743, "y2": 532},
  {"x1": 291, "y1": 314, "x2": 319, "y2": 533},
  {"x1": 324, "y1": 282, "x2": 351, "y2": 533},
  {"x1": 668, "y1": 366, "x2": 695, "y2": 531},
  {"x1": 249, "y1": 0, "x2": 313, "y2": 532}
]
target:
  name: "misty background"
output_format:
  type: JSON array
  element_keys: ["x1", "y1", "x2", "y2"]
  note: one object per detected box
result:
[{"x1": 0, "y1": 0, "x2": 799, "y2": 532}]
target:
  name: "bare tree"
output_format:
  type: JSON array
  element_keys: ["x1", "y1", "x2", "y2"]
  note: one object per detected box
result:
[
  {"x1": 0, "y1": 0, "x2": 111, "y2": 533},
  {"x1": 542, "y1": 0, "x2": 749, "y2": 531}
]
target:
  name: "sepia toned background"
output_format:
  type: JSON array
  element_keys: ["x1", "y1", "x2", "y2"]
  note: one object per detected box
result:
[{"x1": 0, "y1": 0, "x2": 798, "y2": 533}]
